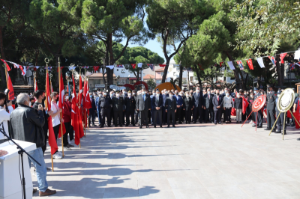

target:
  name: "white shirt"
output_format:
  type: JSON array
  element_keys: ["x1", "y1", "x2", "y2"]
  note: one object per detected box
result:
[
  {"x1": 223, "y1": 96, "x2": 233, "y2": 108},
  {"x1": 51, "y1": 101, "x2": 60, "y2": 127},
  {"x1": 0, "y1": 106, "x2": 14, "y2": 140}
]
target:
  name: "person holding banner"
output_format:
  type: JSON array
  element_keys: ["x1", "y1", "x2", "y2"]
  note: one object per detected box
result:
[
  {"x1": 275, "y1": 90, "x2": 286, "y2": 134},
  {"x1": 252, "y1": 88, "x2": 263, "y2": 128}
]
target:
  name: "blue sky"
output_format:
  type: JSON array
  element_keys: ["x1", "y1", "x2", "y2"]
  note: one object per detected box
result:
[{"x1": 121, "y1": 39, "x2": 175, "y2": 63}]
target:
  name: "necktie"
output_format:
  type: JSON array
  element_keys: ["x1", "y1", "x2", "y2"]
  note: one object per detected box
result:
[
  {"x1": 143, "y1": 95, "x2": 145, "y2": 101},
  {"x1": 217, "y1": 96, "x2": 219, "y2": 102}
]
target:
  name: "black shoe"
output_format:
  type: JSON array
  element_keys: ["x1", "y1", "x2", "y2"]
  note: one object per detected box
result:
[
  {"x1": 139, "y1": 126, "x2": 142, "y2": 129},
  {"x1": 193, "y1": 121, "x2": 196, "y2": 124},
  {"x1": 264, "y1": 128, "x2": 271, "y2": 131},
  {"x1": 218, "y1": 122, "x2": 222, "y2": 124},
  {"x1": 160, "y1": 125, "x2": 162, "y2": 128},
  {"x1": 126, "y1": 124, "x2": 129, "y2": 126},
  {"x1": 257, "y1": 126, "x2": 262, "y2": 128},
  {"x1": 272, "y1": 129, "x2": 276, "y2": 132},
  {"x1": 154, "y1": 125, "x2": 156, "y2": 128},
  {"x1": 275, "y1": 130, "x2": 281, "y2": 133},
  {"x1": 173, "y1": 125, "x2": 175, "y2": 127},
  {"x1": 282, "y1": 130, "x2": 286, "y2": 135},
  {"x1": 167, "y1": 125, "x2": 170, "y2": 128},
  {"x1": 146, "y1": 126, "x2": 149, "y2": 128},
  {"x1": 132, "y1": 124, "x2": 135, "y2": 126},
  {"x1": 214, "y1": 123, "x2": 217, "y2": 125}
]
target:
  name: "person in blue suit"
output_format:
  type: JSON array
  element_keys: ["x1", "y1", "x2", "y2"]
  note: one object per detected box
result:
[
  {"x1": 89, "y1": 92, "x2": 97, "y2": 126},
  {"x1": 174, "y1": 90, "x2": 183, "y2": 124},
  {"x1": 95, "y1": 92, "x2": 101, "y2": 126}
]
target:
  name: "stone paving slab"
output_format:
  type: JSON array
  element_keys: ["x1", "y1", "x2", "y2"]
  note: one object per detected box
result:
[{"x1": 32, "y1": 122, "x2": 300, "y2": 198}]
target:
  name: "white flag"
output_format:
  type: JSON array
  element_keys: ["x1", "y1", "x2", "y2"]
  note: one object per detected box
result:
[
  {"x1": 106, "y1": 65, "x2": 114, "y2": 70},
  {"x1": 257, "y1": 57, "x2": 265, "y2": 68},
  {"x1": 294, "y1": 50, "x2": 300, "y2": 61},
  {"x1": 227, "y1": 61, "x2": 235, "y2": 70},
  {"x1": 138, "y1": 63, "x2": 143, "y2": 68}
]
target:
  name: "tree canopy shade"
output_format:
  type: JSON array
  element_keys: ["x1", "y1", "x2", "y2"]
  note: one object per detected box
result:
[
  {"x1": 146, "y1": 0, "x2": 214, "y2": 83},
  {"x1": 81, "y1": 0, "x2": 148, "y2": 89}
]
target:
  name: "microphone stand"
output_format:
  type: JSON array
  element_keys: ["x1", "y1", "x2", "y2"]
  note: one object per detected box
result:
[{"x1": 0, "y1": 124, "x2": 41, "y2": 199}]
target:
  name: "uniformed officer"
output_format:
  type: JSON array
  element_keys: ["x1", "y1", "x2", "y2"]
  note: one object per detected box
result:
[
  {"x1": 125, "y1": 91, "x2": 136, "y2": 126},
  {"x1": 165, "y1": 92, "x2": 177, "y2": 127},
  {"x1": 252, "y1": 88, "x2": 263, "y2": 128},
  {"x1": 99, "y1": 92, "x2": 112, "y2": 128},
  {"x1": 275, "y1": 90, "x2": 286, "y2": 134},
  {"x1": 265, "y1": 86, "x2": 276, "y2": 131},
  {"x1": 112, "y1": 91, "x2": 124, "y2": 127}
]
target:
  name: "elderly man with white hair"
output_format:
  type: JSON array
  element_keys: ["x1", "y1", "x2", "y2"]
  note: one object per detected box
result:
[{"x1": 10, "y1": 93, "x2": 56, "y2": 196}]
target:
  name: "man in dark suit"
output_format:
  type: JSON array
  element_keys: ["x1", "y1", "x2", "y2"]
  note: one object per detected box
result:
[
  {"x1": 112, "y1": 91, "x2": 124, "y2": 127},
  {"x1": 203, "y1": 89, "x2": 214, "y2": 123},
  {"x1": 151, "y1": 89, "x2": 163, "y2": 128},
  {"x1": 161, "y1": 90, "x2": 168, "y2": 125},
  {"x1": 136, "y1": 88, "x2": 151, "y2": 128},
  {"x1": 265, "y1": 86, "x2": 276, "y2": 132},
  {"x1": 183, "y1": 92, "x2": 193, "y2": 124},
  {"x1": 99, "y1": 92, "x2": 112, "y2": 127},
  {"x1": 125, "y1": 91, "x2": 136, "y2": 126},
  {"x1": 89, "y1": 93, "x2": 97, "y2": 126},
  {"x1": 193, "y1": 87, "x2": 203, "y2": 123},
  {"x1": 165, "y1": 92, "x2": 177, "y2": 127},
  {"x1": 174, "y1": 90, "x2": 184, "y2": 124},
  {"x1": 212, "y1": 89, "x2": 223, "y2": 124}
]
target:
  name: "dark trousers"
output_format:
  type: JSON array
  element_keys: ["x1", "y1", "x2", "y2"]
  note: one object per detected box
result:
[
  {"x1": 97, "y1": 110, "x2": 101, "y2": 125},
  {"x1": 162, "y1": 106, "x2": 167, "y2": 124},
  {"x1": 126, "y1": 110, "x2": 135, "y2": 125},
  {"x1": 167, "y1": 110, "x2": 176, "y2": 126},
  {"x1": 114, "y1": 111, "x2": 123, "y2": 126},
  {"x1": 153, "y1": 109, "x2": 162, "y2": 127},
  {"x1": 204, "y1": 108, "x2": 214, "y2": 122},
  {"x1": 139, "y1": 110, "x2": 149, "y2": 127},
  {"x1": 88, "y1": 111, "x2": 95, "y2": 126},
  {"x1": 42, "y1": 124, "x2": 48, "y2": 154},
  {"x1": 255, "y1": 110, "x2": 263, "y2": 126},
  {"x1": 101, "y1": 108, "x2": 111, "y2": 127},
  {"x1": 53, "y1": 125, "x2": 59, "y2": 153},
  {"x1": 224, "y1": 108, "x2": 232, "y2": 122},
  {"x1": 176, "y1": 106, "x2": 183, "y2": 123},
  {"x1": 214, "y1": 108, "x2": 222, "y2": 123},
  {"x1": 276, "y1": 111, "x2": 286, "y2": 130},
  {"x1": 110, "y1": 109, "x2": 114, "y2": 124},
  {"x1": 185, "y1": 109, "x2": 191, "y2": 123},
  {"x1": 135, "y1": 110, "x2": 139, "y2": 124},
  {"x1": 193, "y1": 106, "x2": 203, "y2": 123},
  {"x1": 148, "y1": 110, "x2": 151, "y2": 123},
  {"x1": 63, "y1": 122, "x2": 71, "y2": 146},
  {"x1": 267, "y1": 109, "x2": 275, "y2": 129}
]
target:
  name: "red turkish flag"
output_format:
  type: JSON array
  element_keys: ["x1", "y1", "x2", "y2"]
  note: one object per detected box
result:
[
  {"x1": 6, "y1": 72, "x2": 14, "y2": 100},
  {"x1": 93, "y1": 66, "x2": 100, "y2": 72},
  {"x1": 45, "y1": 71, "x2": 58, "y2": 155},
  {"x1": 159, "y1": 64, "x2": 166, "y2": 67},
  {"x1": 131, "y1": 64, "x2": 136, "y2": 69},
  {"x1": 71, "y1": 75, "x2": 80, "y2": 145},
  {"x1": 58, "y1": 68, "x2": 66, "y2": 138},
  {"x1": 1, "y1": 59, "x2": 11, "y2": 71},
  {"x1": 242, "y1": 97, "x2": 249, "y2": 114},
  {"x1": 280, "y1": 53, "x2": 287, "y2": 64},
  {"x1": 247, "y1": 59, "x2": 254, "y2": 70},
  {"x1": 83, "y1": 79, "x2": 92, "y2": 109}
]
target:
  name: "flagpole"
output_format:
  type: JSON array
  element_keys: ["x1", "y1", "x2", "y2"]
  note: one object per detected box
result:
[
  {"x1": 45, "y1": 59, "x2": 54, "y2": 172},
  {"x1": 58, "y1": 57, "x2": 64, "y2": 157}
]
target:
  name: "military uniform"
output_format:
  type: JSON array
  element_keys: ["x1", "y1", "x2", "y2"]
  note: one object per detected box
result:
[
  {"x1": 112, "y1": 96, "x2": 124, "y2": 126},
  {"x1": 266, "y1": 91, "x2": 276, "y2": 130},
  {"x1": 125, "y1": 96, "x2": 136, "y2": 126},
  {"x1": 99, "y1": 95, "x2": 112, "y2": 127}
]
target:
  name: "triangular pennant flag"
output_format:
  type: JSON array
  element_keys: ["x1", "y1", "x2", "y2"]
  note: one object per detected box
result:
[
  {"x1": 159, "y1": 64, "x2": 166, "y2": 67},
  {"x1": 106, "y1": 65, "x2": 114, "y2": 70},
  {"x1": 280, "y1": 53, "x2": 287, "y2": 64},
  {"x1": 227, "y1": 61, "x2": 235, "y2": 70},
  {"x1": 147, "y1": 64, "x2": 154, "y2": 71},
  {"x1": 268, "y1": 56, "x2": 276, "y2": 65},
  {"x1": 247, "y1": 59, "x2": 254, "y2": 70},
  {"x1": 257, "y1": 57, "x2": 265, "y2": 68},
  {"x1": 236, "y1": 60, "x2": 244, "y2": 70},
  {"x1": 7, "y1": 72, "x2": 14, "y2": 100},
  {"x1": 294, "y1": 50, "x2": 300, "y2": 61},
  {"x1": 131, "y1": 64, "x2": 136, "y2": 69},
  {"x1": 1, "y1": 59, "x2": 11, "y2": 71},
  {"x1": 138, "y1": 63, "x2": 143, "y2": 68},
  {"x1": 93, "y1": 66, "x2": 100, "y2": 72}
]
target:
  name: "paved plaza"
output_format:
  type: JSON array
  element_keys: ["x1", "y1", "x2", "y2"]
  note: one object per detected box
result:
[{"x1": 32, "y1": 122, "x2": 300, "y2": 199}]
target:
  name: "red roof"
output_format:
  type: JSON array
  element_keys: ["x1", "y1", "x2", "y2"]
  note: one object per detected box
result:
[{"x1": 143, "y1": 74, "x2": 155, "y2": 79}]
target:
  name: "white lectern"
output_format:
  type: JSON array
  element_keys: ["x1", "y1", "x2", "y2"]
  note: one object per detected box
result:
[{"x1": 0, "y1": 140, "x2": 36, "y2": 199}]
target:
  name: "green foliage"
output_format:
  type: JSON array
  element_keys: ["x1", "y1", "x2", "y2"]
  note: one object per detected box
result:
[{"x1": 147, "y1": 77, "x2": 156, "y2": 90}]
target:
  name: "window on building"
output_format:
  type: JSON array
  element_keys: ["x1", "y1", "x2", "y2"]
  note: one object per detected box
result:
[{"x1": 190, "y1": 77, "x2": 193, "y2": 81}]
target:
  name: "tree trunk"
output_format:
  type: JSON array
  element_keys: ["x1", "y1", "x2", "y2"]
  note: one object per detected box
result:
[
  {"x1": 195, "y1": 68, "x2": 202, "y2": 89},
  {"x1": 0, "y1": 27, "x2": 7, "y2": 89},
  {"x1": 179, "y1": 65, "x2": 183, "y2": 89},
  {"x1": 106, "y1": 33, "x2": 114, "y2": 90},
  {"x1": 162, "y1": 58, "x2": 170, "y2": 83}
]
